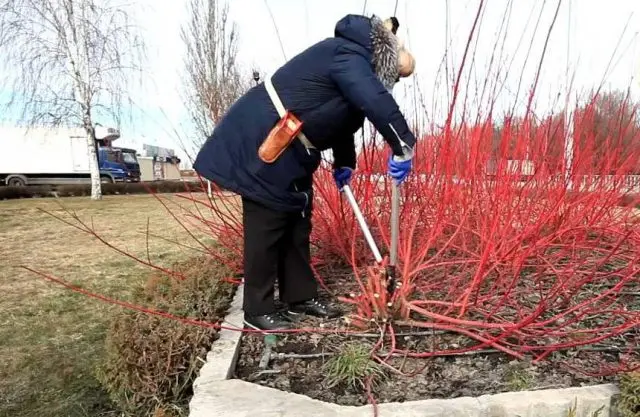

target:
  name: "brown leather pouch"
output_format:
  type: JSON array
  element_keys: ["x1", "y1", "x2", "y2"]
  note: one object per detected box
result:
[{"x1": 258, "y1": 111, "x2": 304, "y2": 163}]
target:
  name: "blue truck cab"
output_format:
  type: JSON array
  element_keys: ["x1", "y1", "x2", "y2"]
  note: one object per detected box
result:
[
  {"x1": 98, "y1": 147, "x2": 129, "y2": 182},
  {"x1": 97, "y1": 147, "x2": 140, "y2": 183},
  {"x1": 115, "y1": 147, "x2": 141, "y2": 182},
  {"x1": 95, "y1": 126, "x2": 140, "y2": 183}
]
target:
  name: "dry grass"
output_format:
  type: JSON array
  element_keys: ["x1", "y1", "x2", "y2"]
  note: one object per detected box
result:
[{"x1": 0, "y1": 193, "x2": 216, "y2": 417}]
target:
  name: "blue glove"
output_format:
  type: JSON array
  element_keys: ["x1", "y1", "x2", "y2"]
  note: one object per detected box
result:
[
  {"x1": 333, "y1": 167, "x2": 353, "y2": 190},
  {"x1": 387, "y1": 155, "x2": 412, "y2": 184}
]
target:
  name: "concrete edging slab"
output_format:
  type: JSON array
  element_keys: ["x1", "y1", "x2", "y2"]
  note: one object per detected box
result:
[
  {"x1": 188, "y1": 286, "x2": 620, "y2": 417},
  {"x1": 191, "y1": 284, "x2": 244, "y2": 389}
]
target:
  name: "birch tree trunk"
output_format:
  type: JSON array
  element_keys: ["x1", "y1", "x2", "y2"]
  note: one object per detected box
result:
[
  {"x1": 0, "y1": 0, "x2": 145, "y2": 201},
  {"x1": 85, "y1": 126, "x2": 102, "y2": 200}
]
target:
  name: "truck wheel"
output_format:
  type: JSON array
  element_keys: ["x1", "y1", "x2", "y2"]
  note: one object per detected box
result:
[
  {"x1": 7, "y1": 176, "x2": 26, "y2": 187},
  {"x1": 100, "y1": 175, "x2": 114, "y2": 184}
]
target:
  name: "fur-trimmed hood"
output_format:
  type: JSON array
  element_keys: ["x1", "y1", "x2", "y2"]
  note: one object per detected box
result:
[{"x1": 334, "y1": 14, "x2": 399, "y2": 90}]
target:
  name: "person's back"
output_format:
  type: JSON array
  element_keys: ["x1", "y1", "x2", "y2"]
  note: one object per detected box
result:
[{"x1": 268, "y1": 37, "x2": 361, "y2": 147}]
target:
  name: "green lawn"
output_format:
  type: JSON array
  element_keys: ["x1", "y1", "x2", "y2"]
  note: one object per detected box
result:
[{"x1": 0, "y1": 193, "x2": 215, "y2": 417}]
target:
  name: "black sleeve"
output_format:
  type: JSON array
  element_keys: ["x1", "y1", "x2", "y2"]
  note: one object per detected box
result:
[
  {"x1": 331, "y1": 132, "x2": 357, "y2": 169},
  {"x1": 329, "y1": 43, "x2": 416, "y2": 156}
]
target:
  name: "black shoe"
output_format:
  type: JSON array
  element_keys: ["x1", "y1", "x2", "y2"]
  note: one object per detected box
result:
[
  {"x1": 243, "y1": 312, "x2": 293, "y2": 332},
  {"x1": 287, "y1": 298, "x2": 342, "y2": 319}
]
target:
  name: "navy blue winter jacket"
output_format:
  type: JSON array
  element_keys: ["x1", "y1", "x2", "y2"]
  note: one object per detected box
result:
[{"x1": 193, "y1": 14, "x2": 416, "y2": 215}]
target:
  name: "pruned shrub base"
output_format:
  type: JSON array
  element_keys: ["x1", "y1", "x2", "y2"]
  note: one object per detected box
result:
[
  {"x1": 233, "y1": 265, "x2": 637, "y2": 407},
  {"x1": 97, "y1": 256, "x2": 235, "y2": 416}
]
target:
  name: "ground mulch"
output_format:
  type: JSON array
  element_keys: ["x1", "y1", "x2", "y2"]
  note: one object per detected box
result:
[{"x1": 234, "y1": 263, "x2": 635, "y2": 406}]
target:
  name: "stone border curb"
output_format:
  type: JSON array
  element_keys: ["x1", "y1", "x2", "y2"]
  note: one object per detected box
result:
[
  {"x1": 191, "y1": 380, "x2": 619, "y2": 417},
  {"x1": 191, "y1": 284, "x2": 244, "y2": 392},
  {"x1": 189, "y1": 285, "x2": 621, "y2": 416}
]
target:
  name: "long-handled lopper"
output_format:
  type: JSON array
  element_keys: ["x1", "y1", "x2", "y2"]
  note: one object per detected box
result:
[
  {"x1": 387, "y1": 181, "x2": 400, "y2": 295},
  {"x1": 341, "y1": 182, "x2": 400, "y2": 298},
  {"x1": 341, "y1": 184, "x2": 383, "y2": 264}
]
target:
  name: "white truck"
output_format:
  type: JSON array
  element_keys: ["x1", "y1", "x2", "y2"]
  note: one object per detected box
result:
[{"x1": 0, "y1": 125, "x2": 140, "y2": 186}]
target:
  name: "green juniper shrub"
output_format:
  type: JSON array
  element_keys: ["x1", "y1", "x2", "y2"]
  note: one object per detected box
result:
[
  {"x1": 96, "y1": 256, "x2": 235, "y2": 417},
  {"x1": 617, "y1": 372, "x2": 640, "y2": 417}
]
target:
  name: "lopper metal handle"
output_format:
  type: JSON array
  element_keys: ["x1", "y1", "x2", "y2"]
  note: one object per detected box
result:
[
  {"x1": 389, "y1": 181, "x2": 400, "y2": 268},
  {"x1": 342, "y1": 185, "x2": 383, "y2": 264}
]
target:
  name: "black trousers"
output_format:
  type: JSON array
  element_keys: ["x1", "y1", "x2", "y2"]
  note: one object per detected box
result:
[{"x1": 242, "y1": 197, "x2": 318, "y2": 316}]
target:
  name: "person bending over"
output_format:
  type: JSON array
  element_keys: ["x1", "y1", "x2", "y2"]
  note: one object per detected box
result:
[{"x1": 193, "y1": 14, "x2": 416, "y2": 331}]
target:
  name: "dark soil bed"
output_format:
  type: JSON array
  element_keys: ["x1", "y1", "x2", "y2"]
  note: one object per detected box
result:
[{"x1": 233, "y1": 264, "x2": 635, "y2": 406}]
